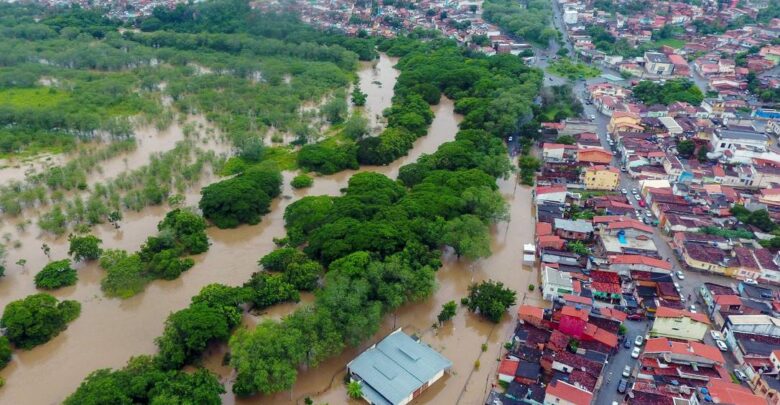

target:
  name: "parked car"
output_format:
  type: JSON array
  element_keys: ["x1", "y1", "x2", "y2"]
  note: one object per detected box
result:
[
  {"x1": 623, "y1": 338, "x2": 632, "y2": 349},
  {"x1": 744, "y1": 279, "x2": 758, "y2": 285},
  {"x1": 675, "y1": 271, "x2": 685, "y2": 280},
  {"x1": 735, "y1": 369, "x2": 747, "y2": 381},
  {"x1": 716, "y1": 340, "x2": 728, "y2": 352},
  {"x1": 679, "y1": 294, "x2": 686, "y2": 303},
  {"x1": 618, "y1": 378, "x2": 628, "y2": 393},
  {"x1": 711, "y1": 331, "x2": 723, "y2": 341},
  {"x1": 638, "y1": 200, "x2": 646, "y2": 207},
  {"x1": 631, "y1": 188, "x2": 638, "y2": 194},
  {"x1": 590, "y1": 114, "x2": 596, "y2": 120},
  {"x1": 634, "y1": 335, "x2": 644, "y2": 346},
  {"x1": 631, "y1": 347, "x2": 641, "y2": 358},
  {"x1": 634, "y1": 194, "x2": 641, "y2": 201},
  {"x1": 645, "y1": 211, "x2": 652, "y2": 217},
  {"x1": 622, "y1": 365, "x2": 631, "y2": 378},
  {"x1": 621, "y1": 188, "x2": 628, "y2": 194},
  {"x1": 674, "y1": 282, "x2": 681, "y2": 290},
  {"x1": 627, "y1": 313, "x2": 643, "y2": 321},
  {"x1": 689, "y1": 305, "x2": 697, "y2": 313},
  {"x1": 620, "y1": 167, "x2": 627, "y2": 172}
]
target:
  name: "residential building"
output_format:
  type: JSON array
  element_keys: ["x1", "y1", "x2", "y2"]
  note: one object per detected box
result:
[
  {"x1": 711, "y1": 128, "x2": 770, "y2": 153},
  {"x1": 581, "y1": 166, "x2": 619, "y2": 190},
  {"x1": 644, "y1": 52, "x2": 674, "y2": 76},
  {"x1": 650, "y1": 306, "x2": 711, "y2": 342},
  {"x1": 542, "y1": 265, "x2": 574, "y2": 301},
  {"x1": 543, "y1": 380, "x2": 593, "y2": 405}
]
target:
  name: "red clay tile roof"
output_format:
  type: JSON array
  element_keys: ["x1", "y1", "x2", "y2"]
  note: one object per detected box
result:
[
  {"x1": 561, "y1": 306, "x2": 589, "y2": 321},
  {"x1": 706, "y1": 379, "x2": 768, "y2": 405},
  {"x1": 584, "y1": 324, "x2": 618, "y2": 348},
  {"x1": 606, "y1": 219, "x2": 654, "y2": 234},
  {"x1": 536, "y1": 185, "x2": 567, "y2": 195},
  {"x1": 599, "y1": 307, "x2": 628, "y2": 322},
  {"x1": 518, "y1": 305, "x2": 544, "y2": 320},
  {"x1": 536, "y1": 222, "x2": 553, "y2": 236},
  {"x1": 655, "y1": 306, "x2": 710, "y2": 325},
  {"x1": 562, "y1": 294, "x2": 592, "y2": 306},
  {"x1": 610, "y1": 255, "x2": 673, "y2": 270},
  {"x1": 645, "y1": 337, "x2": 725, "y2": 364},
  {"x1": 714, "y1": 295, "x2": 742, "y2": 306},
  {"x1": 498, "y1": 358, "x2": 519, "y2": 377},
  {"x1": 592, "y1": 215, "x2": 631, "y2": 224},
  {"x1": 545, "y1": 380, "x2": 593, "y2": 405}
]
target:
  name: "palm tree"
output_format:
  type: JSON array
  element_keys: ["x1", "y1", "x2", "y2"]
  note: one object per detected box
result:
[{"x1": 347, "y1": 381, "x2": 363, "y2": 400}]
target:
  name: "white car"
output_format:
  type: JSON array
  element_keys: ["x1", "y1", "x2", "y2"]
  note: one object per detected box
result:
[
  {"x1": 689, "y1": 305, "x2": 697, "y2": 313},
  {"x1": 711, "y1": 331, "x2": 723, "y2": 341},
  {"x1": 645, "y1": 212, "x2": 652, "y2": 217},
  {"x1": 744, "y1": 279, "x2": 758, "y2": 285},
  {"x1": 621, "y1": 188, "x2": 628, "y2": 194},
  {"x1": 675, "y1": 271, "x2": 685, "y2": 280},
  {"x1": 622, "y1": 365, "x2": 631, "y2": 377},
  {"x1": 735, "y1": 370, "x2": 747, "y2": 381},
  {"x1": 631, "y1": 347, "x2": 641, "y2": 359},
  {"x1": 716, "y1": 340, "x2": 728, "y2": 352},
  {"x1": 674, "y1": 282, "x2": 681, "y2": 290},
  {"x1": 634, "y1": 335, "x2": 644, "y2": 346},
  {"x1": 634, "y1": 194, "x2": 641, "y2": 201},
  {"x1": 679, "y1": 294, "x2": 686, "y2": 303}
]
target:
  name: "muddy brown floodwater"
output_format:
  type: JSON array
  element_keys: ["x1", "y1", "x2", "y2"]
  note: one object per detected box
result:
[
  {"x1": 0, "y1": 52, "x2": 537, "y2": 405},
  {"x1": 0, "y1": 118, "x2": 192, "y2": 186}
]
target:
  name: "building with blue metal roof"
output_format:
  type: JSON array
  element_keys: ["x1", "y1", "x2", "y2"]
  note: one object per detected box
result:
[{"x1": 347, "y1": 329, "x2": 452, "y2": 405}]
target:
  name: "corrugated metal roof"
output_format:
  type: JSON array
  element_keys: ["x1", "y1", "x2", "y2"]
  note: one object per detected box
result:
[{"x1": 348, "y1": 330, "x2": 452, "y2": 405}]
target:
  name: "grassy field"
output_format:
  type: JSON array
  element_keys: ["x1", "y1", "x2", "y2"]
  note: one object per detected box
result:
[
  {"x1": 652, "y1": 38, "x2": 686, "y2": 49},
  {"x1": 547, "y1": 58, "x2": 601, "y2": 80},
  {"x1": 0, "y1": 87, "x2": 70, "y2": 109}
]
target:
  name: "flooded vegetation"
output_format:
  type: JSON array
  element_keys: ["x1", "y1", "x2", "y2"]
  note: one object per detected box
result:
[{"x1": 0, "y1": 2, "x2": 545, "y2": 405}]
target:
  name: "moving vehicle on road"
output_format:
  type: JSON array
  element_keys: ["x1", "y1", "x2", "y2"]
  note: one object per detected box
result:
[{"x1": 631, "y1": 347, "x2": 641, "y2": 358}]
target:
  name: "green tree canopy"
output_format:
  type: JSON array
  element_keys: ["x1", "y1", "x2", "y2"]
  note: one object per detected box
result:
[
  {"x1": 1, "y1": 293, "x2": 81, "y2": 349},
  {"x1": 463, "y1": 280, "x2": 516, "y2": 322}
]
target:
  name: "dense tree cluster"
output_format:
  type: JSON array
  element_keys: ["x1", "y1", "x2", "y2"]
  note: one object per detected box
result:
[
  {"x1": 64, "y1": 355, "x2": 224, "y2": 405},
  {"x1": 99, "y1": 208, "x2": 209, "y2": 297},
  {"x1": 290, "y1": 174, "x2": 313, "y2": 189},
  {"x1": 199, "y1": 167, "x2": 282, "y2": 228},
  {"x1": 34, "y1": 259, "x2": 77, "y2": 289},
  {"x1": 482, "y1": 0, "x2": 556, "y2": 45},
  {"x1": 632, "y1": 79, "x2": 704, "y2": 106},
  {"x1": 0, "y1": 293, "x2": 81, "y2": 349}
]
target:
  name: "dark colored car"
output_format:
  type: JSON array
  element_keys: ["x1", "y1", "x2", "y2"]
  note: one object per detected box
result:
[
  {"x1": 623, "y1": 339, "x2": 632, "y2": 349},
  {"x1": 618, "y1": 378, "x2": 628, "y2": 393},
  {"x1": 627, "y1": 314, "x2": 643, "y2": 321}
]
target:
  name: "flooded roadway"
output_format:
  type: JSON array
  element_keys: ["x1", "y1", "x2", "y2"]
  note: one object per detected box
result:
[{"x1": 0, "y1": 53, "x2": 537, "y2": 405}]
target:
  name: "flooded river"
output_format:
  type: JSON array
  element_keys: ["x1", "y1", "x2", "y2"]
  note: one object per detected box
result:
[{"x1": 0, "y1": 53, "x2": 537, "y2": 405}]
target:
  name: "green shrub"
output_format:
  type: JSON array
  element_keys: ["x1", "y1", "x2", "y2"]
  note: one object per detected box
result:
[
  {"x1": 35, "y1": 259, "x2": 77, "y2": 289},
  {"x1": 290, "y1": 174, "x2": 313, "y2": 189}
]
